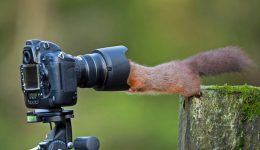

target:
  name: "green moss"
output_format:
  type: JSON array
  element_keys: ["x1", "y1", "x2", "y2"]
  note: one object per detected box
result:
[
  {"x1": 202, "y1": 84, "x2": 260, "y2": 95},
  {"x1": 202, "y1": 85, "x2": 260, "y2": 121}
]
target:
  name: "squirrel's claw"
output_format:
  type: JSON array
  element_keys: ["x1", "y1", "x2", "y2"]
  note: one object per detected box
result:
[{"x1": 128, "y1": 88, "x2": 134, "y2": 92}]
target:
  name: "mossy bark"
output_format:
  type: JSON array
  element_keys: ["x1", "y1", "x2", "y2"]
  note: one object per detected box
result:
[{"x1": 178, "y1": 85, "x2": 260, "y2": 150}]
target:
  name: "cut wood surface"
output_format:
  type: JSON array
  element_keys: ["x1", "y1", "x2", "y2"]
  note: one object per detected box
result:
[{"x1": 178, "y1": 85, "x2": 260, "y2": 150}]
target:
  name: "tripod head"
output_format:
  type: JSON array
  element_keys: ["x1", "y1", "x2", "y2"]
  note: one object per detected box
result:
[{"x1": 27, "y1": 109, "x2": 100, "y2": 150}]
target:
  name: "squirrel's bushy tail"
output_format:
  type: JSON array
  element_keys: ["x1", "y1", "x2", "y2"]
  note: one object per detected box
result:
[{"x1": 184, "y1": 47, "x2": 254, "y2": 76}]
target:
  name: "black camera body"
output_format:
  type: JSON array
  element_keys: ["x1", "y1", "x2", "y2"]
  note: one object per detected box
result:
[{"x1": 20, "y1": 40, "x2": 130, "y2": 109}]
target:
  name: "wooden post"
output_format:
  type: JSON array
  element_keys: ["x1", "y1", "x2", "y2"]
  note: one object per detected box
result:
[{"x1": 178, "y1": 85, "x2": 260, "y2": 150}]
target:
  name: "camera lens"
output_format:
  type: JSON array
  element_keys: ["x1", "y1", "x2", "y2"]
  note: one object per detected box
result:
[
  {"x1": 23, "y1": 50, "x2": 32, "y2": 64},
  {"x1": 76, "y1": 53, "x2": 107, "y2": 88},
  {"x1": 75, "y1": 46, "x2": 130, "y2": 91}
]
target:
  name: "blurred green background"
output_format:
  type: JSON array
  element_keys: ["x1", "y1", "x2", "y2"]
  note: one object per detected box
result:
[{"x1": 0, "y1": 0, "x2": 259, "y2": 149}]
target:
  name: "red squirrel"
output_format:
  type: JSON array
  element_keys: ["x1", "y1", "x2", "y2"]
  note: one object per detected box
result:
[{"x1": 127, "y1": 47, "x2": 253, "y2": 97}]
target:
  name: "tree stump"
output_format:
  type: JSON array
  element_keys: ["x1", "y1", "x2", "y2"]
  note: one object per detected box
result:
[{"x1": 178, "y1": 85, "x2": 260, "y2": 150}]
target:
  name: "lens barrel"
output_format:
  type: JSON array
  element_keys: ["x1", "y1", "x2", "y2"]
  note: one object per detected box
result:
[{"x1": 75, "y1": 46, "x2": 130, "y2": 91}]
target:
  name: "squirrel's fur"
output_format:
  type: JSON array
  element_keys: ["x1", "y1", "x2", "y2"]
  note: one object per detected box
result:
[{"x1": 127, "y1": 47, "x2": 253, "y2": 97}]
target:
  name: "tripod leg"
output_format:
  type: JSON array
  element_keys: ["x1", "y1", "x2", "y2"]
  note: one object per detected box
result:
[{"x1": 65, "y1": 119, "x2": 72, "y2": 144}]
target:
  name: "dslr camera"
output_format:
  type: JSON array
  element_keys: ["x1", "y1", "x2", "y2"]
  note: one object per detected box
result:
[
  {"x1": 20, "y1": 39, "x2": 130, "y2": 149},
  {"x1": 20, "y1": 39, "x2": 130, "y2": 109}
]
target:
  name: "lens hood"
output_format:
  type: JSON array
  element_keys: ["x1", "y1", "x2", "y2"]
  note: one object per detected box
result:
[{"x1": 92, "y1": 46, "x2": 130, "y2": 91}]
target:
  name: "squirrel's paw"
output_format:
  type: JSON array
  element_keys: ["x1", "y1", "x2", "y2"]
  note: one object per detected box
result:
[
  {"x1": 127, "y1": 78, "x2": 145, "y2": 92},
  {"x1": 187, "y1": 91, "x2": 203, "y2": 99},
  {"x1": 195, "y1": 91, "x2": 203, "y2": 98},
  {"x1": 128, "y1": 88, "x2": 135, "y2": 92},
  {"x1": 128, "y1": 87, "x2": 144, "y2": 93}
]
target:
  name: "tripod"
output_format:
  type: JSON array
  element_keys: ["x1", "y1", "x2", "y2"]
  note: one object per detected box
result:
[{"x1": 27, "y1": 109, "x2": 100, "y2": 150}]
